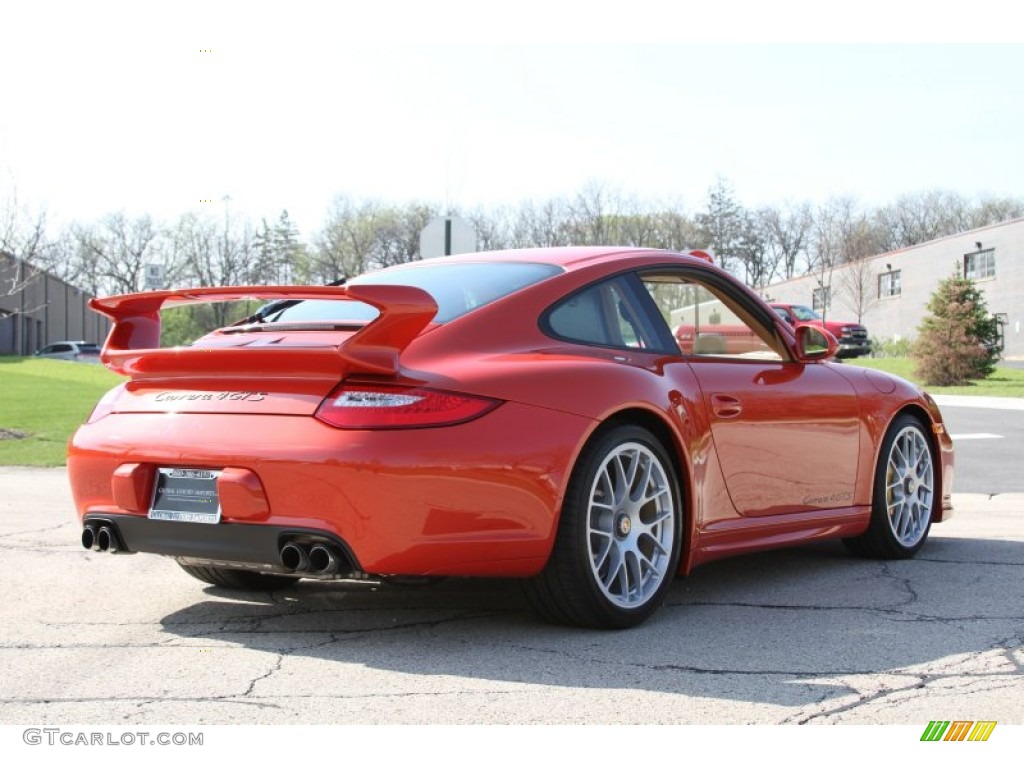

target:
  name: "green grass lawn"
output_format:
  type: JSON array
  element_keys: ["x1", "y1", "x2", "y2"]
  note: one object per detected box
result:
[
  {"x1": 0, "y1": 354, "x2": 1020, "y2": 468},
  {"x1": 848, "y1": 357, "x2": 1024, "y2": 398},
  {"x1": 0, "y1": 357, "x2": 124, "y2": 466}
]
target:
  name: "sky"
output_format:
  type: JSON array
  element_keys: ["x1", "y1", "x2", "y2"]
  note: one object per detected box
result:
[{"x1": 2, "y1": 2, "x2": 1022, "y2": 238}]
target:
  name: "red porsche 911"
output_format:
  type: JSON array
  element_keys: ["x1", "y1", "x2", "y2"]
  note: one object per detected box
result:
[{"x1": 68, "y1": 247, "x2": 954, "y2": 628}]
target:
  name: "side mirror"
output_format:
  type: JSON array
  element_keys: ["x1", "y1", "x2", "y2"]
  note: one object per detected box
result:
[{"x1": 794, "y1": 325, "x2": 838, "y2": 362}]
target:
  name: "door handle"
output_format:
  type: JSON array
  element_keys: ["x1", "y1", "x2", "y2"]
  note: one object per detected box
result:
[{"x1": 710, "y1": 394, "x2": 742, "y2": 419}]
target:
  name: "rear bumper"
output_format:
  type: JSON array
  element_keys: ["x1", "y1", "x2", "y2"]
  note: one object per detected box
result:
[
  {"x1": 83, "y1": 512, "x2": 361, "y2": 575},
  {"x1": 68, "y1": 404, "x2": 593, "y2": 578}
]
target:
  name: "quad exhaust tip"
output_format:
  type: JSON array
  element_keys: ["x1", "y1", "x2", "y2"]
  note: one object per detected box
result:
[
  {"x1": 81, "y1": 525, "x2": 97, "y2": 551},
  {"x1": 309, "y1": 544, "x2": 339, "y2": 575},
  {"x1": 96, "y1": 526, "x2": 120, "y2": 554},
  {"x1": 280, "y1": 542, "x2": 311, "y2": 572},
  {"x1": 81, "y1": 523, "x2": 122, "y2": 553},
  {"x1": 280, "y1": 541, "x2": 345, "y2": 576}
]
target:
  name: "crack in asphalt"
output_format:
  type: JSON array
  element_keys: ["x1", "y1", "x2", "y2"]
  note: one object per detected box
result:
[
  {"x1": 788, "y1": 666, "x2": 1024, "y2": 724},
  {"x1": 0, "y1": 522, "x2": 72, "y2": 540},
  {"x1": 880, "y1": 562, "x2": 920, "y2": 608},
  {"x1": 785, "y1": 677, "x2": 927, "y2": 724},
  {"x1": 916, "y1": 557, "x2": 1024, "y2": 566},
  {"x1": 6, "y1": 695, "x2": 287, "y2": 710},
  {"x1": 8, "y1": 689, "x2": 526, "y2": 710},
  {"x1": 664, "y1": 600, "x2": 1024, "y2": 623},
  {"x1": 241, "y1": 653, "x2": 285, "y2": 698}
]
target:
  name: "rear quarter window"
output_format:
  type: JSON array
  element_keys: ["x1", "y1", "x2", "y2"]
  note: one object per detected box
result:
[{"x1": 265, "y1": 262, "x2": 561, "y2": 325}]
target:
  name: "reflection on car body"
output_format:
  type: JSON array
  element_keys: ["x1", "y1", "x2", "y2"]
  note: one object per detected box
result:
[{"x1": 35, "y1": 340, "x2": 101, "y2": 362}]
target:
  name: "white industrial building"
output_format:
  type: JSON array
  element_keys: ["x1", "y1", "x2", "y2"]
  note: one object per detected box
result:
[{"x1": 764, "y1": 217, "x2": 1024, "y2": 360}]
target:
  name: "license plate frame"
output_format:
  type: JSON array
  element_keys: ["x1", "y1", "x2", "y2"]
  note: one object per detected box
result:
[{"x1": 148, "y1": 468, "x2": 222, "y2": 524}]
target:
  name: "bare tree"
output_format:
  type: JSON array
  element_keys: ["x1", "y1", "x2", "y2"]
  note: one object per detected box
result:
[
  {"x1": 837, "y1": 254, "x2": 878, "y2": 323},
  {"x1": 464, "y1": 206, "x2": 512, "y2": 251},
  {"x1": 312, "y1": 197, "x2": 384, "y2": 282},
  {"x1": 733, "y1": 209, "x2": 779, "y2": 289},
  {"x1": 762, "y1": 202, "x2": 812, "y2": 280},
  {"x1": 967, "y1": 194, "x2": 1024, "y2": 229},
  {"x1": 1, "y1": 196, "x2": 51, "y2": 299},
  {"x1": 870, "y1": 189, "x2": 1024, "y2": 252},
  {"x1": 168, "y1": 212, "x2": 253, "y2": 327},
  {"x1": 72, "y1": 213, "x2": 165, "y2": 295},
  {"x1": 370, "y1": 203, "x2": 436, "y2": 268},
  {"x1": 507, "y1": 199, "x2": 572, "y2": 248},
  {"x1": 649, "y1": 206, "x2": 702, "y2": 252},
  {"x1": 807, "y1": 199, "x2": 850, "y2": 321}
]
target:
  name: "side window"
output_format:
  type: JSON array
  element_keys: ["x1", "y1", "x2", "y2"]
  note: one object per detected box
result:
[
  {"x1": 773, "y1": 306, "x2": 793, "y2": 324},
  {"x1": 545, "y1": 276, "x2": 658, "y2": 351},
  {"x1": 640, "y1": 273, "x2": 784, "y2": 361}
]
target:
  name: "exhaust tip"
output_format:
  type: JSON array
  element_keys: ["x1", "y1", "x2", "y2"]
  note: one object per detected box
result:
[
  {"x1": 309, "y1": 544, "x2": 339, "y2": 575},
  {"x1": 280, "y1": 542, "x2": 310, "y2": 572},
  {"x1": 96, "y1": 526, "x2": 119, "y2": 554},
  {"x1": 81, "y1": 525, "x2": 97, "y2": 551}
]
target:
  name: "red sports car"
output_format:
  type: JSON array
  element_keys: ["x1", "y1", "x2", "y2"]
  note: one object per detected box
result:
[{"x1": 68, "y1": 247, "x2": 954, "y2": 628}]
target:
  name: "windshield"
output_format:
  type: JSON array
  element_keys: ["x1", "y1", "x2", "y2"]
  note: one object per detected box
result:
[
  {"x1": 790, "y1": 305, "x2": 822, "y2": 321},
  {"x1": 260, "y1": 261, "x2": 562, "y2": 325}
]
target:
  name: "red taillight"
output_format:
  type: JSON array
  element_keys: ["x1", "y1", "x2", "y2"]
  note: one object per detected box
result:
[
  {"x1": 86, "y1": 383, "x2": 126, "y2": 424},
  {"x1": 315, "y1": 384, "x2": 500, "y2": 430}
]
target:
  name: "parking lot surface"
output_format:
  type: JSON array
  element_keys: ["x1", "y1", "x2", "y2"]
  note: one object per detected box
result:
[{"x1": 1, "y1": 457, "x2": 1022, "y2": 725}]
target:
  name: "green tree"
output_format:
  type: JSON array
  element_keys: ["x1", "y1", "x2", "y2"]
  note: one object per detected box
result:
[
  {"x1": 253, "y1": 210, "x2": 306, "y2": 284},
  {"x1": 696, "y1": 177, "x2": 745, "y2": 275},
  {"x1": 913, "y1": 266, "x2": 999, "y2": 386}
]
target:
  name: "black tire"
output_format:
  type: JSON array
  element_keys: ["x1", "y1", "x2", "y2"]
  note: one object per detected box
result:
[
  {"x1": 177, "y1": 562, "x2": 298, "y2": 591},
  {"x1": 523, "y1": 424, "x2": 683, "y2": 629},
  {"x1": 844, "y1": 413, "x2": 936, "y2": 559}
]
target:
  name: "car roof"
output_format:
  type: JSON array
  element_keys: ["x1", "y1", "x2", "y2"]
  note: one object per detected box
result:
[{"x1": 388, "y1": 246, "x2": 707, "y2": 272}]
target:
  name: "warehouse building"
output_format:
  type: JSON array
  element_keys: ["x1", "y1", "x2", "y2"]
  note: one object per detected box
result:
[
  {"x1": 0, "y1": 251, "x2": 111, "y2": 356},
  {"x1": 764, "y1": 217, "x2": 1024, "y2": 360}
]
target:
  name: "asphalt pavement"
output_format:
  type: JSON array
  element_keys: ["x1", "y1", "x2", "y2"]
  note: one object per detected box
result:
[
  {"x1": 934, "y1": 395, "x2": 1024, "y2": 495},
  {"x1": 1, "y1": 399, "x2": 1022, "y2": 725}
]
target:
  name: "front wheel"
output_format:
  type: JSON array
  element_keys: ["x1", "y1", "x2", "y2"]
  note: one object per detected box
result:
[
  {"x1": 844, "y1": 414, "x2": 936, "y2": 559},
  {"x1": 524, "y1": 424, "x2": 683, "y2": 629}
]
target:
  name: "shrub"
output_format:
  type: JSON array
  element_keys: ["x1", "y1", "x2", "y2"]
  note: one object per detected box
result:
[
  {"x1": 871, "y1": 337, "x2": 913, "y2": 358},
  {"x1": 913, "y1": 266, "x2": 999, "y2": 386}
]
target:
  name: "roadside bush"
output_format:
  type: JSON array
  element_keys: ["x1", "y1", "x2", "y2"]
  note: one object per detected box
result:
[
  {"x1": 871, "y1": 337, "x2": 913, "y2": 358},
  {"x1": 913, "y1": 266, "x2": 999, "y2": 386}
]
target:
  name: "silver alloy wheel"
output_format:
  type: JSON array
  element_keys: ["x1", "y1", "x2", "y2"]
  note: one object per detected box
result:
[
  {"x1": 587, "y1": 441, "x2": 675, "y2": 609},
  {"x1": 885, "y1": 425, "x2": 934, "y2": 548}
]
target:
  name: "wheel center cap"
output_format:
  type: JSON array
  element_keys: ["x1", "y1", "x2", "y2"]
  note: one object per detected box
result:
[
  {"x1": 616, "y1": 514, "x2": 632, "y2": 537},
  {"x1": 905, "y1": 477, "x2": 917, "y2": 494}
]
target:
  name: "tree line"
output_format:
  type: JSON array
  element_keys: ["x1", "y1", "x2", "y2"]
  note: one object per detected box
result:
[{"x1": 4, "y1": 180, "x2": 1022, "y2": 303}]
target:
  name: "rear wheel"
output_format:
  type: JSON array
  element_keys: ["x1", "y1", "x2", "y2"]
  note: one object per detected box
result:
[
  {"x1": 844, "y1": 413, "x2": 935, "y2": 559},
  {"x1": 524, "y1": 424, "x2": 683, "y2": 628},
  {"x1": 177, "y1": 562, "x2": 298, "y2": 591}
]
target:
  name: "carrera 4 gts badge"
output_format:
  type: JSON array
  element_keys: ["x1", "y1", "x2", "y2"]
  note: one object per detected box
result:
[{"x1": 154, "y1": 391, "x2": 267, "y2": 403}]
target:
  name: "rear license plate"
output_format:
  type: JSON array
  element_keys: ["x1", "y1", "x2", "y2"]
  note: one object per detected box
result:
[{"x1": 148, "y1": 468, "x2": 222, "y2": 524}]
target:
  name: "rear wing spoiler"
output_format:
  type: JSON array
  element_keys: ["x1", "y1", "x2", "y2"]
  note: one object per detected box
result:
[{"x1": 89, "y1": 284, "x2": 438, "y2": 378}]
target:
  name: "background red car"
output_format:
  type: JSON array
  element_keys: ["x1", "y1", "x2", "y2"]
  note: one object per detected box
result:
[{"x1": 69, "y1": 247, "x2": 953, "y2": 628}]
